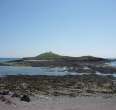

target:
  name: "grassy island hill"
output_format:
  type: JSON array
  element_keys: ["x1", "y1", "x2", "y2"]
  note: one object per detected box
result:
[
  {"x1": 22, "y1": 52, "x2": 68, "y2": 61},
  {"x1": 22, "y1": 52, "x2": 106, "y2": 61},
  {"x1": 35, "y1": 52, "x2": 64, "y2": 60}
]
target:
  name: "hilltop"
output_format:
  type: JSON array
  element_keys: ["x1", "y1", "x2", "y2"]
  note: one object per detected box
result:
[
  {"x1": 22, "y1": 52, "x2": 106, "y2": 61},
  {"x1": 35, "y1": 52, "x2": 64, "y2": 60},
  {"x1": 22, "y1": 52, "x2": 66, "y2": 60}
]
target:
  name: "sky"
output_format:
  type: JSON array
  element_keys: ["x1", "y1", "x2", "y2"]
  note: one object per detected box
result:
[{"x1": 0, "y1": 0, "x2": 116, "y2": 58}]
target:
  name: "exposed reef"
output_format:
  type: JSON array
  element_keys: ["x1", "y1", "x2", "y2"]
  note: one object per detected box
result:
[{"x1": 0, "y1": 74, "x2": 116, "y2": 97}]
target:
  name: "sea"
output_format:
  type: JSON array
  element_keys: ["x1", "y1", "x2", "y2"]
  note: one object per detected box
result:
[
  {"x1": 0, "y1": 58, "x2": 116, "y2": 77},
  {"x1": 0, "y1": 58, "x2": 70, "y2": 76},
  {"x1": 0, "y1": 58, "x2": 18, "y2": 62}
]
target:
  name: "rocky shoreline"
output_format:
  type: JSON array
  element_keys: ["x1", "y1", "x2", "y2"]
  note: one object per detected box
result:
[
  {"x1": 0, "y1": 74, "x2": 116, "y2": 110},
  {"x1": 0, "y1": 74, "x2": 116, "y2": 102},
  {"x1": 4, "y1": 53, "x2": 116, "y2": 74}
]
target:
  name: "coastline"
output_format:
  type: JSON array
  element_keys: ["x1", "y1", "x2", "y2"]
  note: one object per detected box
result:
[
  {"x1": 0, "y1": 74, "x2": 116, "y2": 97},
  {"x1": 0, "y1": 73, "x2": 116, "y2": 110}
]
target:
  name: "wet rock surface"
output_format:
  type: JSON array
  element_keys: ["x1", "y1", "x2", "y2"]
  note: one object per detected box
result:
[{"x1": 0, "y1": 74, "x2": 116, "y2": 97}]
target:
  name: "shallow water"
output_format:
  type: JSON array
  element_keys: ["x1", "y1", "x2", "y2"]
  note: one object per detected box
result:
[
  {"x1": 0, "y1": 66, "x2": 116, "y2": 77},
  {"x1": 110, "y1": 61, "x2": 116, "y2": 67},
  {"x1": 0, "y1": 58, "x2": 19, "y2": 62},
  {"x1": 0, "y1": 66, "x2": 70, "y2": 76}
]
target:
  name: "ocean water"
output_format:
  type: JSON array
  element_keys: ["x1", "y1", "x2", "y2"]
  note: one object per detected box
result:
[
  {"x1": 0, "y1": 66, "x2": 70, "y2": 76},
  {"x1": 110, "y1": 61, "x2": 116, "y2": 67},
  {"x1": 0, "y1": 66, "x2": 116, "y2": 77},
  {"x1": 0, "y1": 58, "x2": 72, "y2": 76},
  {"x1": 0, "y1": 58, "x2": 19, "y2": 62},
  {"x1": 0, "y1": 58, "x2": 116, "y2": 77}
]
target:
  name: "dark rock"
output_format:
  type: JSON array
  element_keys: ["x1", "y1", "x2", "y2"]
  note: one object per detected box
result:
[
  {"x1": 0, "y1": 96, "x2": 6, "y2": 102},
  {"x1": 86, "y1": 89, "x2": 95, "y2": 93},
  {"x1": 11, "y1": 93, "x2": 20, "y2": 98},
  {"x1": 0, "y1": 91, "x2": 9, "y2": 95},
  {"x1": 20, "y1": 95, "x2": 30, "y2": 102}
]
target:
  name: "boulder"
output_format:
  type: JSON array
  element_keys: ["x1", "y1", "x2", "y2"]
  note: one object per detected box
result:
[{"x1": 20, "y1": 95, "x2": 30, "y2": 102}]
